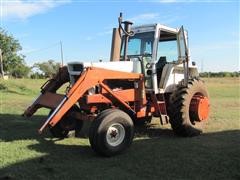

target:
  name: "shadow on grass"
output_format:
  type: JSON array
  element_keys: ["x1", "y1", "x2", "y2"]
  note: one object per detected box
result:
[
  {"x1": 0, "y1": 114, "x2": 240, "y2": 180},
  {"x1": 0, "y1": 114, "x2": 48, "y2": 141}
]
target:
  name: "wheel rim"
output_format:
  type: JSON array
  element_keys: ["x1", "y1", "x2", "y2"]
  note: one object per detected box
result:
[
  {"x1": 106, "y1": 123, "x2": 125, "y2": 147},
  {"x1": 189, "y1": 93, "x2": 210, "y2": 123}
]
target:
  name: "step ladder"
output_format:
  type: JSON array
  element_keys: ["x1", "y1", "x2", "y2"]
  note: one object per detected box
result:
[{"x1": 151, "y1": 93, "x2": 169, "y2": 125}]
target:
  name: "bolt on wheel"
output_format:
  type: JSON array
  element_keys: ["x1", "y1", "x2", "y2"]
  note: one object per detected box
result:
[
  {"x1": 89, "y1": 109, "x2": 134, "y2": 157},
  {"x1": 106, "y1": 123, "x2": 126, "y2": 147}
]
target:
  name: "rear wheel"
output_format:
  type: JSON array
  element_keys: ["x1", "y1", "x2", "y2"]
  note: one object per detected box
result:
[
  {"x1": 89, "y1": 109, "x2": 134, "y2": 157},
  {"x1": 49, "y1": 105, "x2": 82, "y2": 138},
  {"x1": 169, "y1": 79, "x2": 210, "y2": 137}
]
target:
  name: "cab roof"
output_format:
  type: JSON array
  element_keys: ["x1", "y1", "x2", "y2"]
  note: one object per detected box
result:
[{"x1": 131, "y1": 23, "x2": 179, "y2": 34}]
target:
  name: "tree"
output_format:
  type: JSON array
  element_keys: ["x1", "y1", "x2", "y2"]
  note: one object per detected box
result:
[
  {"x1": 0, "y1": 28, "x2": 30, "y2": 78},
  {"x1": 33, "y1": 60, "x2": 61, "y2": 78}
]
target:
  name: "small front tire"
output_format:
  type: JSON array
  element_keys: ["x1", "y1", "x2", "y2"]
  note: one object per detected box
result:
[{"x1": 89, "y1": 109, "x2": 134, "y2": 157}]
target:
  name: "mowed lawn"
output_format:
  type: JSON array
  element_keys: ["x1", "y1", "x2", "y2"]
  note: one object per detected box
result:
[{"x1": 0, "y1": 78, "x2": 239, "y2": 180}]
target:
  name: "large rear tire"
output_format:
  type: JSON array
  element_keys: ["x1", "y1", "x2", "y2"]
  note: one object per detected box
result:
[
  {"x1": 89, "y1": 109, "x2": 134, "y2": 157},
  {"x1": 169, "y1": 79, "x2": 210, "y2": 137}
]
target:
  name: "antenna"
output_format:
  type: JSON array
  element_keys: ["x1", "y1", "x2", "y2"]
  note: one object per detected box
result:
[{"x1": 60, "y1": 41, "x2": 64, "y2": 66}]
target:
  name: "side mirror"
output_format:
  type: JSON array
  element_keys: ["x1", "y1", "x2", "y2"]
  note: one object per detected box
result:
[{"x1": 192, "y1": 61, "x2": 196, "y2": 66}]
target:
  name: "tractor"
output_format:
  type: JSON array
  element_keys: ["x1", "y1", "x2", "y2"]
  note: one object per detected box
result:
[{"x1": 23, "y1": 13, "x2": 210, "y2": 156}]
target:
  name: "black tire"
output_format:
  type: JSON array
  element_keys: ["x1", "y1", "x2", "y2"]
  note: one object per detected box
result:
[
  {"x1": 49, "y1": 122, "x2": 69, "y2": 138},
  {"x1": 89, "y1": 109, "x2": 134, "y2": 157},
  {"x1": 89, "y1": 109, "x2": 113, "y2": 152},
  {"x1": 169, "y1": 78, "x2": 209, "y2": 137},
  {"x1": 49, "y1": 105, "x2": 82, "y2": 138}
]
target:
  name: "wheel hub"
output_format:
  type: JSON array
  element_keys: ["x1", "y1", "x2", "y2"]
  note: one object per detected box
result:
[
  {"x1": 106, "y1": 123, "x2": 125, "y2": 147},
  {"x1": 190, "y1": 95, "x2": 210, "y2": 121},
  {"x1": 110, "y1": 130, "x2": 117, "y2": 138}
]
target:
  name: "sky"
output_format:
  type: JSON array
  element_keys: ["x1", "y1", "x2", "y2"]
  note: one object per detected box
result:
[{"x1": 0, "y1": 0, "x2": 239, "y2": 72}]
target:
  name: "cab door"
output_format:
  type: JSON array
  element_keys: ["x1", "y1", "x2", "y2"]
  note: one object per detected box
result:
[{"x1": 177, "y1": 26, "x2": 189, "y2": 86}]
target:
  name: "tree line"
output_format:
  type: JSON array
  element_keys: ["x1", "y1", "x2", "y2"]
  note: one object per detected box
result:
[
  {"x1": 0, "y1": 28, "x2": 60, "y2": 78},
  {"x1": 199, "y1": 71, "x2": 239, "y2": 78},
  {"x1": 0, "y1": 28, "x2": 29, "y2": 78}
]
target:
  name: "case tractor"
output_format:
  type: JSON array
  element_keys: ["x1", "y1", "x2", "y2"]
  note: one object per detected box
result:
[{"x1": 23, "y1": 13, "x2": 210, "y2": 156}]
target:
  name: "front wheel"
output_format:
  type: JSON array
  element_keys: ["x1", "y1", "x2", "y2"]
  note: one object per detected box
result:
[
  {"x1": 89, "y1": 109, "x2": 134, "y2": 157},
  {"x1": 168, "y1": 78, "x2": 210, "y2": 137}
]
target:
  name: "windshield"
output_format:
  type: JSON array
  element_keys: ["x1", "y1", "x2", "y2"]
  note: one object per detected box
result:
[{"x1": 121, "y1": 31, "x2": 155, "y2": 57}]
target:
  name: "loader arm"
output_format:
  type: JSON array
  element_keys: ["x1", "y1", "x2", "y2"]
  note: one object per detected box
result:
[
  {"x1": 23, "y1": 66, "x2": 70, "y2": 117},
  {"x1": 39, "y1": 67, "x2": 144, "y2": 133}
]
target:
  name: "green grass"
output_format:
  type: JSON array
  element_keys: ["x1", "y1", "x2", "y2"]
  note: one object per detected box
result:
[{"x1": 0, "y1": 78, "x2": 240, "y2": 180}]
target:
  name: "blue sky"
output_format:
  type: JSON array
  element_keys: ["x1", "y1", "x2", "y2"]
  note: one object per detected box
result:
[{"x1": 1, "y1": 0, "x2": 239, "y2": 72}]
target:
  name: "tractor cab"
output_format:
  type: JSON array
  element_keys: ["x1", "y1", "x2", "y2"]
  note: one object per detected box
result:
[
  {"x1": 118, "y1": 23, "x2": 191, "y2": 94},
  {"x1": 110, "y1": 13, "x2": 196, "y2": 94}
]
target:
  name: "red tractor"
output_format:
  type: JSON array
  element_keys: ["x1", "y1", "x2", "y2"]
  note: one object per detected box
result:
[{"x1": 23, "y1": 13, "x2": 210, "y2": 156}]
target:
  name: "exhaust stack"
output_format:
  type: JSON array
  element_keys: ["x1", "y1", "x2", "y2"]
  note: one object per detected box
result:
[
  {"x1": 110, "y1": 13, "x2": 134, "y2": 62},
  {"x1": 110, "y1": 28, "x2": 121, "y2": 61}
]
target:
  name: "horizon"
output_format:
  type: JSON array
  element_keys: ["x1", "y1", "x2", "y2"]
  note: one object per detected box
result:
[{"x1": 1, "y1": 0, "x2": 239, "y2": 72}]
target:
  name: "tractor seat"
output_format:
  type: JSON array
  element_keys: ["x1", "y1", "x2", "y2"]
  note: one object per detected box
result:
[
  {"x1": 156, "y1": 56, "x2": 167, "y2": 68},
  {"x1": 156, "y1": 56, "x2": 167, "y2": 83}
]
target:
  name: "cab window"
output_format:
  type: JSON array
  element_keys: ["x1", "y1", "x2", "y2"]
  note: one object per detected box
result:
[
  {"x1": 121, "y1": 31, "x2": 155, "y2": 56},
  {"x1": 157, "y1": 31, "x2": 178, "y2": 62}
]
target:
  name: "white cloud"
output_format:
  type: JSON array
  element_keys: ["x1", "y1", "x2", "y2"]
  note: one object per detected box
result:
[
  {"x1": 157, "y1": 0, "x2": 178, "y2": 2},
  {"x1": 1, "y1": 0, "x2": 71, "y2": 20},
  {"x1": 97, "y1": 30, "x2": 112, "y2": 36},
  {"x1": 129, "y1": 13, "x2": 159, "y2": 24},
  {"x1": 156, "y1": 0, "x2": 200, "y2": 2},
  {"x1": 191, "y1": 41, "x2": 239, "y2": 53},
  {"x1": 85, "y1": 36, "x2": 94, "y2": 41},
  {"x1": 157, "y1": 0, "x2": 232, "y2": 2},
  {"x1": 94, "y1": 12, "x2": 178, "y2": 38},
  {"x1": 85, "y1": 29, "x2": 112, "y2": 41},
  {"x1": 190, "y1": 41, "x2": 239, "y2": 71},
  {"x1": 128, "y1": 12, "x2": 178, "y2": 25},
  {"x1": 137, "y1": 0, "x2": 185, "y2": 3},
  {"x1": 14, "y1": 32, "x2": 30, "y2": 39},
  {"x1": 19, "y1": 47, "x2": 38, "y2": 55}
]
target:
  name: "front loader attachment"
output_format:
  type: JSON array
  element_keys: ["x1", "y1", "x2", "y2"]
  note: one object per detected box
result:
[
  {"x1": 23, "y1": 66, "x2": 69, "y2": 117},
  {"x1": 23, "y1": 66, "x2": 144, "y2": 134}
]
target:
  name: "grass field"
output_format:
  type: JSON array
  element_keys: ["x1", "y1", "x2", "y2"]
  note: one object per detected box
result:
[{"x1": 0, "y1": 78, "x2": 240, "y2": 180}]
